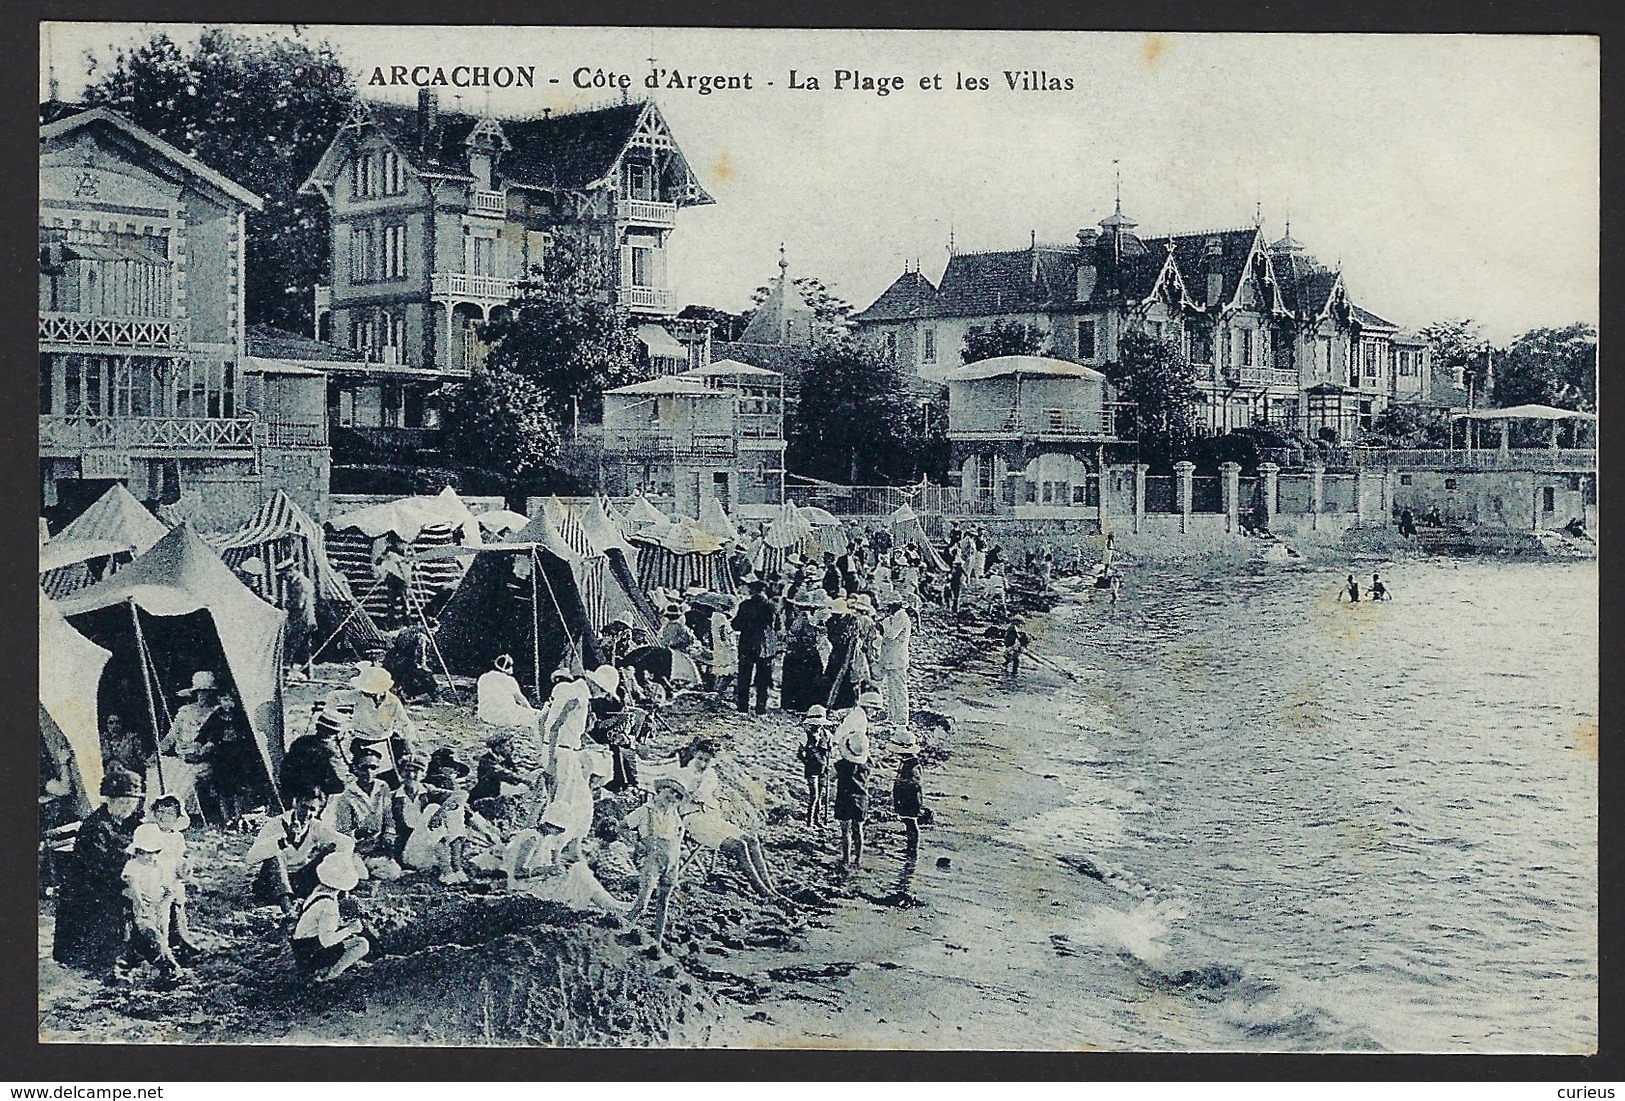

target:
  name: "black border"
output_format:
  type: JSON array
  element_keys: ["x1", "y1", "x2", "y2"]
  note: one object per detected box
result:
[{"x1": 5, "y1": 0, "x2": 1619, "y2": 1081}]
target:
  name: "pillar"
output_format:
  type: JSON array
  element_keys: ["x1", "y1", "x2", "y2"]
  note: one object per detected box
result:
[
  {"x1": 1133, "y1": 463, "x2": 1147, "y2": 534},
  {"x1": 1174, "y1": 460, "x2": 1195, "y2": 535},
  {"x1": 1258, "y1": 461, "x2": 1280, "y2": 531},
  {"x1": 1310, "y1": 462, "x2": 1325, "y2": 532},
  {"x1": 1355, "y1": 467, "x2": 1381, "y2": 522},
  {"x1": 1096, "y1": 446, "x2": 1108, "y2": 533},
  {"x1": 1220, "y1": 461, "x2": 1241, "y2": 534},
  {"x1": 1498, "y1": 418, "x2": 1510, "y2": 457}
]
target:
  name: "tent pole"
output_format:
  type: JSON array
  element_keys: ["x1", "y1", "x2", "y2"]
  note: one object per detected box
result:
[
  {"x1": 308, "y1": 573, "x2": 387, "y2": 667},
  {"x1": 532, "y1": 552, "x2": 543, "y2": 704},
  {"x1": 405, "y1": 576, "x2": 461, "y2": 705},
  {"x1": 128, "y1": 598, "x2": 167, "y2": 797}
]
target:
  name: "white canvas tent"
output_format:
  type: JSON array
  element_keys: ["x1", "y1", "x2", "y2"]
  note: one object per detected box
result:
[{"x1": 40, "y1": 589, "x2": 112, "y2": 816}]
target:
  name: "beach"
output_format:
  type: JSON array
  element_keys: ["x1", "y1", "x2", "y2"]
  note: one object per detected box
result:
[{"x1": 39, "y1": 553, "x2": 1597, "y2": 1051}]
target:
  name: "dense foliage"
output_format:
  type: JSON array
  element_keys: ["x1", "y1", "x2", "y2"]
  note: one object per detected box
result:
[
  {"x1": 961, "y1": 320, "x2": 1048, "y2": 363},
  {"x1": 786, "y1": 342, "x2": 938, "y2": 484},
  {"x1": 1102, "y1": 331, "x2": 1202, "y2": 469},
  {"x1": 438, "y1": 368, "x2": 562, "y2": 488}
]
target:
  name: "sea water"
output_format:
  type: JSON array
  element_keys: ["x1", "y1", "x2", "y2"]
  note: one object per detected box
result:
[{"x1": 1012, "y1": 557, "x2": 1597, "y2": 1053}]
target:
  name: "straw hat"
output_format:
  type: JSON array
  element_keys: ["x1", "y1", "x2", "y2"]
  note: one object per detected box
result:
[
  {"x1": 803, "y1": 704, "x2": 832, "y2": 726},
  {"x1": 892, "y1": 729, "x2": 922, "y2": 754},
  {"x1": 829, "y1": 596, "x2": 850, "y2": 615},
  {"x1": 128, "y1": 822, "x2": 167, "y2": 854},
  {"x1": 492, "y1": 653, "x2": 515, "y2": 674},
  {"x1": 857, "y1": 690, "x2": 886, "y2": 711},
  {"x1": 316, "y1": 850, "x2": 360, "y2": 892},
  {"x1": 349, "y1": 664, "x2": 394, "y2": 695},
  {"x1": 350, "y1": 744, "x2": 384, "y2": 764},
  {"x1": 602, "y1": 618, "x2": 633, "y2": 635},
  {"x1": 652, "y1": 776, "x2": 689, "y2": 799},
  {"x1": 586, "y1": 664, "x2": 621, "y2": 696},
  {"x1": 426, "y1": 747, "x2": 471, "y2": 780},
  {"x1": 237, "y1": 556, "x2": 266, "y2": 576},
  {"x1": 839, "y1": 728, "x2": 870, "y2": 764},
  {"x1": 178, "y1": 671, "x2": 220, "y2": 698}
]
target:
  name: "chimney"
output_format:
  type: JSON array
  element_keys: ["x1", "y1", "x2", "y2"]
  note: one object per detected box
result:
[
  {"x1": 1204, "y1": 237, "x2": 1224, "y2": 307},
  {"x1": 1075, "y1": 229, "x2": 1099, "y2": 303},
  {"x1": 418, "y1": 89, "x2": 440, "y2": 153}
]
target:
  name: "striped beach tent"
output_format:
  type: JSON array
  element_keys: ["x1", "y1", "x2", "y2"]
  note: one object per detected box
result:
[
  {"x1": 326, "y1": 488, "x2": 481, "y2": 627},
  {"x1": 630, "y1": 518, "x2": 738, "y2": 595},
  {"x1": 546, "y1": 498, "x2": 660, "y2": 634},
  {"x1": 888, "y1": 503, "x2": 948, "y2": 571}
]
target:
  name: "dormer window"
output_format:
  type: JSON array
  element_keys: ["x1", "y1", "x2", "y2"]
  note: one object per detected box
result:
[{"x1": 623, "y1": 162, "x2": 656, "y2": 201}]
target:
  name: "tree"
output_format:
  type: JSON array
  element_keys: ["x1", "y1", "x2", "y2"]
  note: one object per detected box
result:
[
  {"x1": 1418, "y1": 318, "x2": 1492, "y2": 398},
  {"x1": 1102, "y1": 331, "x2": 1201, "y2": 467},
  {"x1": 479, "y1": 233, "x2": 642, "y2": 424},
  {"x1": 678, "y1": 304, "x2": 748, "y2": 343},
  {"x1": 83, "y1": 28, "x2": 356, "y2": 332},
  {"x1": 961, "y1": 320, "x2": 1048, "y2": 364},
  {"x1": 787, "y1": 342, "x2": 929, "y2": 484},
  {"x1": 437, "y1": 369, "x2": 562, "y2": 490},
  {"x1": 1365, "y1": 403, "x2": 1450, "y2": 449},
  {"x1": 1493, "y1": 323, "x2": 1597, "y2": 412}
]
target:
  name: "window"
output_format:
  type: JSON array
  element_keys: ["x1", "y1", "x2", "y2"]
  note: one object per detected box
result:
[
  {"x1": 623, "y1": 162, "x2": 655, "y2": 201},
  {"x1": 1364, "y1": 344, "x2": 1379, "y2": 378},
  {"x1": 471, "y1": 236, "x2": 497, "y2": 277},
  {"x1": 40, "y1": 355, "x2": 54, "y2": 415},
  {"x1": 884, "y1": 331, "x2": 897, "y2": 359},
  {"x1": 1147, "y1": 320, "x2": 1165, "y2": 343},
  {"x1": 353, "y1": 313, "x2": 379, "y2": 357},
  {"x1": 1318, "y1": 336, "x2": 1333, "y2": 376},
  {"x1": 381, "y1": 383, "x2": 402, "y2": 428},
  {"x1": 384, "y1": 223, "x2": 407, "y2": 279},
  {"x1": 1543, "y1": 487, "x2": 1557, "y2": 512},
  {"x1": 1077, "y1": 319, "x2": 1097, "y2": 360},
  {"x1": 631, "y1": 246, "x2": 656, "y2": 287},
  {"x1": 382, "y1": 149, "x2": 404, "y2": 195},
  {"x1": 1400, "y1": 474, "x2": 1413, "y2": 486},
  {"x1": 350, "y1": 225, "x2": 375, "y2": 283},
  {"x1": 1444, "y1": 478, "x2": 1458, "y2": 491},
  {"x1": 1359, "y1": 400, "x2": 1373, "y2": 430},
  {"x1": 922, "y1": 326, "x2": 936, "y2": 363},
  {"x1": 1239, "y1": 327, "x2": 1254, "y2": 366},
  {"x1": 352, "y1": 153, "x2": 376, "y2": 198}
]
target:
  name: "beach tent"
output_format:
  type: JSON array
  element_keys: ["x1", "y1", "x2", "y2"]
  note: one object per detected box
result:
[
  {"x1": 791, "y1": 503, "x2": 849, "y2": 555},
  {"x1": 43, "y1": 484, "x2": 169, "y2": 598},
  {"x1": 40, "y1": 589, "x2": 112, "y2": 816},
  {"x1": 326, "y1": 487, "x2": 481, "y2": 625},
  {"x1": 754, "y1": 501, "x2": 820, "y2": 573},
  {"x1": 630, "y1": 517, "x2": 738, "y2": 595},
  {"x1": 624, "y1": 496, "x2": 671, "y2": 531},
  {"x1": 698, "y1": 496, "x2": 739, "y2": 544},
  {"x1": 431, "y1": 538, "x2": 603, "y2": 703},
  {"x1": 536, "y1": 498, "x2": 655, "y2": 636},
  {"x1": 55, "y1": 524, "x2": 287, "y2": 811},
  {"x1": 887, "y1": 503, "x2": 948, "y2": 571},
  {"x1": 207, "y1": 489, "x2": 387, "y2": 655},
  {"x1": 476, "y1": 509, "x2": 531, "y2": 537},
  {"x1": 567, "y1": 498, "x2": 661, "y2": 633}
]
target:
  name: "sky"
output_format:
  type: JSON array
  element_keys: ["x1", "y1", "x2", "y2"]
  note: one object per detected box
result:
[{"x1": 42, "y1": 25, "x2": 1598, "y2": 344}]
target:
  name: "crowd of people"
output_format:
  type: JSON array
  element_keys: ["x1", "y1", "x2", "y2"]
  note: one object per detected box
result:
[{"x1": 47, "y1": 512, "x2": 1100, "y2": 995}]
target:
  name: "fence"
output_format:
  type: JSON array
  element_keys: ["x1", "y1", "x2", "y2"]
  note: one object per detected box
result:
[
  {"x1": 1144, "y1": 475, "x2": 1177, "y2": 513},
  {"x1": 1191, "y1": 475, "x2": 1223, "y2": 513}
]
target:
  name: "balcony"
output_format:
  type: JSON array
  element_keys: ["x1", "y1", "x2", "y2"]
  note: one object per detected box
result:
[
  {"x1": 1226, "y1": 365, "x2": 1299, "y2": 389},
  {"x1": 260, "y1": 420, "x2": 329, "y2": 448},
  {"x1": 622, "y1": 284, "x2": 676, "y2": 314},
  {"x1": 40, "y1": 414, "x2": 257, "y2": 458},
  {"x1": 618, "y1": 198, "x2": 678, "y2": 227},
  {"x1": 604, "y1": 431, "x2": 735, "y2": 459},
  {"x1": 40, "y1": 313, "x2": 189, "y2": 353},
  {"x1": 470, "y1": 190, "x2": 507, "y2": 218},
  {"x1": 432, "y1": 272, "x2": 517, "y2": 303},
  {"x1": 737, "y1": 413, "x2": 785, "y2": 442}
]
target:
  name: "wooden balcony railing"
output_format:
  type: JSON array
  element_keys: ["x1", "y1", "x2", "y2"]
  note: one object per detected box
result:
[
  {"x1": 40, "y1": 312, "x2": 189, "y2": 351},
  {"x1": 604, "y1": 431, "x2": 735, "y2": 458},
  {"x1": 618, "y1": 198, "x2": 678, "y2": 227},
  {"x1": 737, "y1": 413, "x2": 784, "y2": 440},
  {"x1": 40, "y1": 414, "x2": 257, "y2": 456},
  {"x1": 470, "y1": 190, "x2": 507, "y2": 217},
  {"x1": 432, "y1": 272, "x2": 517, "y2": 302},
  {"x1": 622, "y1": 285, "x2": 675, "y2": 313},
  {"x1": 1227, "y1": 365, "x2": 1299, "y2": 388}
]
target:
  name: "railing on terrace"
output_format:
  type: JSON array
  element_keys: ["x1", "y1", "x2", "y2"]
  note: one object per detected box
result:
[
  {"x1": 431, "y1": 272, "x2": 517, "y2": 302},
  {"x1": 606, "y1": 432, "x2": 735, "y2": 458},
  {"x1": 622, "y1": 284, "x2": 675, "y2": 313},
  {"x1": 470, "y1": 190, "x2": 507, "y2": 217},
  {"x1": 618, "y1": 198, "x2": 678, "y2": 227},
  {"x1": 40, "y1": 312, "x2": 189, "y2": 351},
  {"x1": 1227, "y1": 365, "x2": 1298, "y2": 388},
  {"x1": 260, "y1": 421, "x2": 328, "y2": 448},
  {"x1": 737, "y1": 413, "x2": 784, "y2": 440},
  {"x1": 1260, "y1": 446, "x2": 1597, "y2": 472},
  {"x1": 40, "y1": 414, "x2": 256, "y2": 455}
]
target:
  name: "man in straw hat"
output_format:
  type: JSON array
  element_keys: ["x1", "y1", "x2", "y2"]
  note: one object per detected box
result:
[{"x1": 291, "y1": 851, "x2": 372, "y2": 982}]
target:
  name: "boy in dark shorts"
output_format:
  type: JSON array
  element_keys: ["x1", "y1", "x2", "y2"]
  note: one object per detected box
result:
[{"x1": 291, "y1": 852, "x2": 372, "y2": 982}]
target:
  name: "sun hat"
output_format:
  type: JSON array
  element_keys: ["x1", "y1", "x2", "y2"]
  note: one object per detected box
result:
[
  {"x1": 857, "y1": 690, "x2": 886, "y2": 711},
  {"x1": 603, "y1": 618, "x2": 633, "y2": 635},
  {"x1": 550, "y1": 656, "x2": 580, "y2": 682},
  {"x1": 128, "y1": 822, "x2": 167, "y2": 854},
  {"x1": 493, "y1": 653, "x2": 515, "y2": 674},
  {"x1": 839, "y1": 729, "x2": 870, "y2": 764},
  {"x1": 316, "y1": 850, "x2": 361, "y2": 892},
  {"x1": 892, "y1": 729, "x2": 922, "y2": 754},
  {"x1": 178, "y1": 670, "x2": 220, "y2": 697},
  {"x1": 652, "y1": 776, "x2": 689, "y2": 798},
  {"x1": 586, "y1": 664, "x2": 621, "y2": 696},
  {"x1": 350, "y1": 744, "x2": 384, "y2": 763},
  {"x1": 829, "y1": 596, "x2": 850, "y2": 614},
  {"x1": 803, "y1": 704, "x2": 832, "y2": 726},
  {"x1": 349, "y1": 664, "x2": 394, "y2": 695},
  {"x1": 237, "y1": 556, "x2": 266, "y2": 576},
  {"x1": 426, "y1": 747, "x2": 471, "y2": 779},
  {"x1": 397, "y1": 754, "x2": 426, "y2": 775},
  {"x1": 100, "y1": 767, "x2": 145, "y2": 799}
]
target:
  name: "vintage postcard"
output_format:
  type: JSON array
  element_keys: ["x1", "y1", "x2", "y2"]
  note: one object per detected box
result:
[{"x1": 36, "y1": 24, "x2": 1597, "y2": 1052}]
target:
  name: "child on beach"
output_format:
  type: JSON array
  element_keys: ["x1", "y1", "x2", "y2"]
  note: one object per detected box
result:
[
  {"x1": 120, "y1": 823, "x2": 181, "y2": 988},
  {"x1": 291, "y1": 852, "x2": 372, "y2": 983},
  {"x1": 1001, "y1": 622, "x2": 1031, "y2": 677},
  {"x1": 796, "y1": 705, "x2": 835, "y2": 826},
  {"x1": 891, "y1": 731, "x2": 925, "y2": 859},
  {"x1": 621, "y1": 777, "x2": 689, "y2": 950},
  {"x1": 146, "y1": 795, "x2": 201, "y2": 962},
  {"x1": 832, "y1": 710, "x2": 872, "y2": 868}
]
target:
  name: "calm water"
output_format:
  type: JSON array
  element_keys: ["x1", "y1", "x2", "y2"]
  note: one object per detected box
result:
[{"x1": 1015, "y1": 557, "x2": 1597, "y2": 1052}]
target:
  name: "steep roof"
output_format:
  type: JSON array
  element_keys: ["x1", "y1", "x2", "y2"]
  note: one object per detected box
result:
[
  {"x1": 1352, "y1": 304, "x2": 1399, "y2": 331},
  {"x1": 853, "y1": 270, "x2": 939, "y2": 322},
  {"x1": 933, "y1": 247, "x2": 1077, "y2": 317},
  {"x1": 1155, "y1": 228, "x2": 1263, "y2": 311},
  {"x1": 740, "y1": 263, "x2": 818, "y2": 344},
  {"x1": 356, "y1": 98, "x2": 712, "y2": 202}
]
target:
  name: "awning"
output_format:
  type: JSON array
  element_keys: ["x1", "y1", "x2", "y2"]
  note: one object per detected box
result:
[
  {"x1": 1451, "y1": 404, "x2": 1597, "y2": 422},
  {"x1": 636, "y1": 324, "x2": 688, "y2": 360}
]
